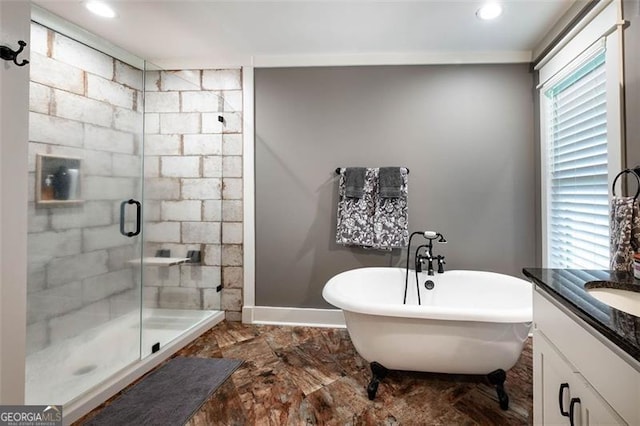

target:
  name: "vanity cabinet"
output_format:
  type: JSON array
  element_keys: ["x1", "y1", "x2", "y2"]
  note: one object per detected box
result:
[
  {"x1": 533, "y1": 289, "x2": 640, "y2": 426},
  {"x1": 535, "y1": 332, "x2": 625, "y2": 425}
]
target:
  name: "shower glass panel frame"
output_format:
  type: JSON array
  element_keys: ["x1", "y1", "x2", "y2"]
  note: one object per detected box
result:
[
  {"x1": 139, "y1": 63, "x2": 223, "y2": 359},
  {"x1": 25, "y1": 19, "x2": 225, "y2": 407},
  {"x1": 25, "y1": 20, "x2": 145, "y2": 405}
]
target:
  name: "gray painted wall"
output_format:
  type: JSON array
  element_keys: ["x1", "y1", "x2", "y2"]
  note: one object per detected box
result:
[
  {"x1": 255, "y1": 65, "x2": 536, "y2": 308},
  {"x1": 623, "y1": 0, "x2": 640, "y2": 169}
]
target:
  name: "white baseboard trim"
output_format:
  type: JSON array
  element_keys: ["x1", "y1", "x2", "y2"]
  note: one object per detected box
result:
[{"x1": 242, "y1": 306, "x2": 346, "y2": 328}]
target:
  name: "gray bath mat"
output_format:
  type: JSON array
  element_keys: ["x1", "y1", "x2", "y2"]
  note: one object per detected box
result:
[{"x1": 83, "y1": 356, "x2": 242, "y2": 426}]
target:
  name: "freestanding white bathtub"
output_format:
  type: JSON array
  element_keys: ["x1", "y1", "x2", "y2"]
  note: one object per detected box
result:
[{"x1": 322, "y1": 267, "x2": 532, "y2": 405}]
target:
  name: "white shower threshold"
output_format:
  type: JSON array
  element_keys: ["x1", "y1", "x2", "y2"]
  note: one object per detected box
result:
[{"x1": 27, "y1": 309, "x2": 225, "y2": 425}]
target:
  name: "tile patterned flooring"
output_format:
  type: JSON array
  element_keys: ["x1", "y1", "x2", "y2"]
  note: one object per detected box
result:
[{"x1": 76, "y1": 322, "x2": 533, "y2": 425}]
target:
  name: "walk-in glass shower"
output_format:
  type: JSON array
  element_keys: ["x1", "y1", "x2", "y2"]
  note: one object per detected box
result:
[{"x1": 25, "y1": 19, "x2": 228, "y2": 406}]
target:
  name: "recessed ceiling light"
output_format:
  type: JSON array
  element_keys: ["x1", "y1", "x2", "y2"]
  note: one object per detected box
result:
[
  {"x1": 85, "y1": 1, "x2": 117, "y2": 18},
  {"x1": 476, "y1": 3, "x2": 502, "y2": 20}
]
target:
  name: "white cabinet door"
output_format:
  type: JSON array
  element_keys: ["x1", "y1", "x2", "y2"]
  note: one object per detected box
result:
[
  {"x1": 575, "y1": 376, "x2": 627, "y2": 426},
  {"x1": 534, "y1": 332, "x2": 577, "y2": 425},
  {"x1": 534, "y1": 331, "x2": 627, "y2": 426}
]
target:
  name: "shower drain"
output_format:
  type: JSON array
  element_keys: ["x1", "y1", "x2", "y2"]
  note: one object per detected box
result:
[{"x1": 73, "y1": 365, "x2": 97, "y2": 376}]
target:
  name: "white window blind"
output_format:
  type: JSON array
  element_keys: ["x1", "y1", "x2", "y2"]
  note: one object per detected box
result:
[{"x1": 544, "y1": 50, "x2": 609, "y2": 269}]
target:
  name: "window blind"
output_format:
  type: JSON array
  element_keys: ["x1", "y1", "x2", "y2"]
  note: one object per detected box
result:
[{"x1": 545, "y1": 50, "x2": 609, "y2": 269}]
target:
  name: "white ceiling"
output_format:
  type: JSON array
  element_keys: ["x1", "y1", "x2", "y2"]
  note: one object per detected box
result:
[{"x1": 33, "y1": 0, "x2": 579, "y2": 69}]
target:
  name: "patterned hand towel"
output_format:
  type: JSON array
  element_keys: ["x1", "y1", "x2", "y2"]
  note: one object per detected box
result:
[
  {"x1": 610, "y1": 196, "x2": 640, "y2": 272},
  {"x1": 373, "y1": 168, "x2": 409, "y2": 248},
  {"x1": 336, "y1": 168, "x2": 409, "y2": 250},
  {"x1": 379, "y1": 167, "x2": 403, "y2": 198},
  {"x1": 336, "y1": 168, "x2": 376, "y2": 247},
  {"x1": 344, "y1": 167, "x2": 366, "y2": 198}
]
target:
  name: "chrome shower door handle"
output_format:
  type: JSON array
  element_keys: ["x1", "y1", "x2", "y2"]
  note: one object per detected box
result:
[{"x1": 120, "y1": 199, "x2": 141, "y2": 237}]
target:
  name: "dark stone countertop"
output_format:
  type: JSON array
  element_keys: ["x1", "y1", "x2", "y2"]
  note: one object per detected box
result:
[{"x1": 522, "y1": 268, "x2": 640, "y2": 364}]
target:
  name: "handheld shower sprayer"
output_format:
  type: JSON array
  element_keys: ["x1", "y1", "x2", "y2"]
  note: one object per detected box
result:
[{"x1": 423, "y1": 231, "x2": 447, "y2": 243}]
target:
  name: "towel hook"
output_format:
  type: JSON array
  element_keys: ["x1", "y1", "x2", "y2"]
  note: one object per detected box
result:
[
  {"x1": 612, "y1": 169, "x2": 640, "y2": 200},
  {"x1": 0, "y1": 40, "x2": 29, "y2": 67}
]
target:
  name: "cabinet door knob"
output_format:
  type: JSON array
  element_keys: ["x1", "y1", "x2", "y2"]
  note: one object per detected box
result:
[
  {"x1": 569, "y1": 397, "x2": 581, "y2": 426},
  {"x1": 558, "y1": 383, "x2": 570, "y2": 417}
]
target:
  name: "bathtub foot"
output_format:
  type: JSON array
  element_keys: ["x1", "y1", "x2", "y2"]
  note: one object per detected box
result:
[
  {"x1": 487, "y1": 369, "x2": 509, "y2": 410},
  {"x1": 367, "y1": 362, "x2": 388, "y2": 400}
]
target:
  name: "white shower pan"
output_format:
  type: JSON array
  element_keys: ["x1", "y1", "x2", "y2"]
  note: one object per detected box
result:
[{"x1": 26, "y1": 308, "x2": 221, "y2": 407}]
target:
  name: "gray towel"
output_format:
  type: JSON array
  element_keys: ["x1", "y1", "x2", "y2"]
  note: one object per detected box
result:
[
  {"x1": 344, "y1": 167, "x2": 366, "y2": 198},
  {"x1": 379, "y1": 167, "x2": 403, "y2": 198},
  {"x1": 336, "y1": 168, "x2": 409, "y2": 249}
]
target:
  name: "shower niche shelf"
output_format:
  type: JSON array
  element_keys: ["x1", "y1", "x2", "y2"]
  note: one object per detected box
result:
[{"x1": 36, "y1": 154, "x2": 84, "y2": 207}]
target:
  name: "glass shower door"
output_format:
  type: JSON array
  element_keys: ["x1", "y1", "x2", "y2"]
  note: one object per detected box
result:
[
  {"x1": 140, "y1": 63, "x2": 224, "y2": 358},
  {"x1": 25, "y1": 22, "x2": 144, "y2": 405}
]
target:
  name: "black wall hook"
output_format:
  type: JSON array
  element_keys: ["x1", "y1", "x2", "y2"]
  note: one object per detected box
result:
[{"x1": 1, "y1": 40, "x2": 29, "y2": 67}]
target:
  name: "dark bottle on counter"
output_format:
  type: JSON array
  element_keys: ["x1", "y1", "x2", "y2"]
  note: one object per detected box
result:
[{"x1": 53, "y1": 165, "x2": 71, "y2": 200}]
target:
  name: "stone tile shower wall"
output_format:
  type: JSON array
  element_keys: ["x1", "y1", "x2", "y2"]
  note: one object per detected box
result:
[
  {"x1": 27, "y1": 23, "x2": 143, "y2": 354},
  {"x1": 143, "y1": 69, "x2": 243, "y2": 321}
]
